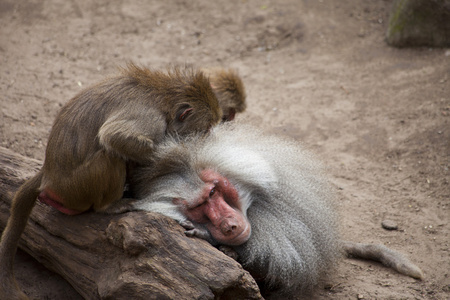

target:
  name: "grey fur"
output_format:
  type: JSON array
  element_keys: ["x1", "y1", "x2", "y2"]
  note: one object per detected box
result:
[
  {"x1": 131, "y1": 122, "x2": 340, "y2": 295},
  {"x1": 130, "y1": 122, "x2": 423, "y2": 296}
]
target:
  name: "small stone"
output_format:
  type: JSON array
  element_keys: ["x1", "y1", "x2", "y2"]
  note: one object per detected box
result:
[{"x1": 382, "y1": 220, "x2": 398, "y2": 230}]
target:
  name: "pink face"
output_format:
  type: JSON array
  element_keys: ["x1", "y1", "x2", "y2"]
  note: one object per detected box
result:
[{"x1": 173, "y1": 168, "x2": 251, "y2": 246}]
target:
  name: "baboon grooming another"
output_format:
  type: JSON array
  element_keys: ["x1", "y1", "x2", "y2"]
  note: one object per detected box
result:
[
  {"x1": 129, "y1": 123, "x2": 424, "y2": 298},
  {"x1": 0, "y1": 64, "x2": 223, "y2": 299}
]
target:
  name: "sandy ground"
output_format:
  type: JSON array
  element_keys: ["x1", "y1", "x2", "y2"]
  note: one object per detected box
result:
[{"x1": 0, "y1": 0, "x2": 449, "y2": 299}]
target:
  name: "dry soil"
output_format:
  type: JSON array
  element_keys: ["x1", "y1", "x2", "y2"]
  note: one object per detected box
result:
[{"x1": 0, "y1": 0, "x2": 449, "y2": 299}]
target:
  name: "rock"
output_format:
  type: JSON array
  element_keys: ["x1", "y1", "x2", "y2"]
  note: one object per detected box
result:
[
  {"x1": 382, "y1": 219, "x2": 399, "y2": 230},
  {"x1": 386, "y1": 0, "x2": 450, "y2": 47}
]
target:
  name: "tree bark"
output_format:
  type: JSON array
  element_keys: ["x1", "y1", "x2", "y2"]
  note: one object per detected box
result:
[{"x1": 0, "y1": 147, "x2": 262, "y2": 300}]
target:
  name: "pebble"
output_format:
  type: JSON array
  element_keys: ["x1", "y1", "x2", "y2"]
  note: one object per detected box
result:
[{"x1": 382, "y1": 219, "x2": 398, "y2": 230}]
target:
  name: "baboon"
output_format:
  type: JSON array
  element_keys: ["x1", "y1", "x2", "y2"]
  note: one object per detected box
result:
[
  {"x1": 128, "y1": 123, "x2": 424, "y2": 298},
  {"x1": 0, "y1": 64, "x2": 223, "y2": 299}
]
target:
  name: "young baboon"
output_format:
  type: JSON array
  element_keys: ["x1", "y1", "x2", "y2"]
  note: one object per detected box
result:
[{"x1": 0, "y1": 64, "x2": 222, "y2": 300}]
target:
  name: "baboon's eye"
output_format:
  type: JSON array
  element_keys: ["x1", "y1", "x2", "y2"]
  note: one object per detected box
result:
[
  {"x1": 209, "y1": 187, "x2": 216, "y2": 198},
  {"x1": 178, "y1": 108, "x2": 193, "y2": 121}
]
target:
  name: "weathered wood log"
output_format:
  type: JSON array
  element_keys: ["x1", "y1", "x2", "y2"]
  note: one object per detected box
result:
[{"x1": 0, "y1": 147, "x2": 262, "y2": 299}]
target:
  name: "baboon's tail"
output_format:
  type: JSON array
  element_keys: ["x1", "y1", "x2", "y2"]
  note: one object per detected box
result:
[{"x1": 342, "y1": 241, "x2": 424, "y2": 280}]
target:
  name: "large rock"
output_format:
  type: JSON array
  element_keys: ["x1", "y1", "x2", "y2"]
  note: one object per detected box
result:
[{"x1": 386, "y1": 0, "x2": 450, "y2": 47}]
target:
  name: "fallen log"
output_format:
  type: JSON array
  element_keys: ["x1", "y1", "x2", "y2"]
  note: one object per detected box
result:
[{"x1": 0, "y1": 147, "x2": 262, "y2": 299}]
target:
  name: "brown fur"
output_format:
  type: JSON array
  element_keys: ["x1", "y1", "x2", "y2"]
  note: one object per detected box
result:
[
  {"x1": 0, "y1": 64, "x2": 222, "y2": 299},
  {"x1": 202, "y1": 68, "x2": 246, "y2": 121}
]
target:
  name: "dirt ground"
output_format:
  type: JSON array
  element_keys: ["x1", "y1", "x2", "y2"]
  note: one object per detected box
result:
[{"x1": 0, "y1": 0, "x2": 449, "y2": 299}]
